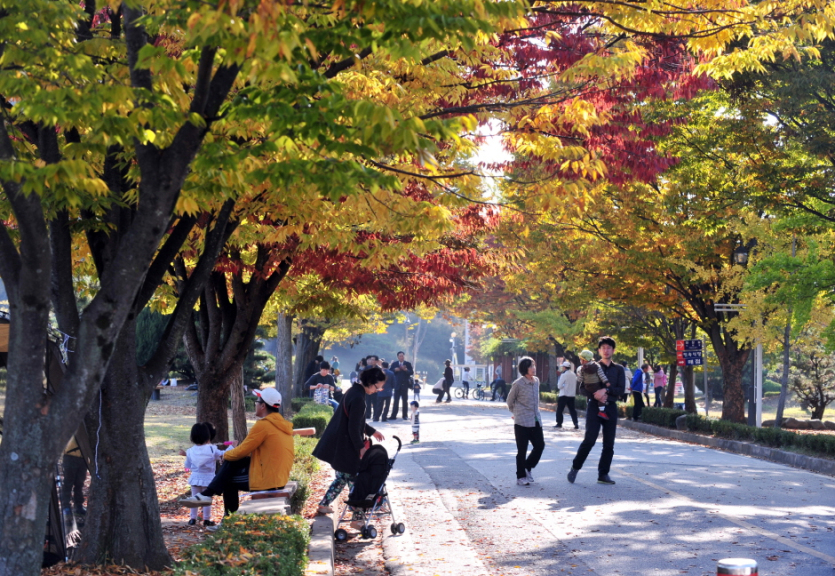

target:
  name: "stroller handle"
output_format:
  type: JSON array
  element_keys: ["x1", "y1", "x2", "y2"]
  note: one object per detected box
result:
[{"x1": 392, "y1": 435, "x2": 402, "y2": 452}]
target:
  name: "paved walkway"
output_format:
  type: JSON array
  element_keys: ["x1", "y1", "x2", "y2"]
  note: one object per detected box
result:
[{"x1": 366, "y1": 399, "x2": 835, "y2": 576}]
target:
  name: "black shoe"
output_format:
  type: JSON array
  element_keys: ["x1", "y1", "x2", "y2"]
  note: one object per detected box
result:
[
  {"x1": 381, "y1": 418, "x2": 388, "y2": 422},
  {"x1": 188, "y1": 518, "x2": 197, "y2": 526},
  {"x1": 74, "y1": 507, "x2": 87, "y2": 517},
  {"x1": 597, "y1": 474, "x2": 615, "y2": 485},
  {"x1": 554, "y1": 425, "x2": 562, "y2": 428},
  {"x1": 574, "y1": 426, "x2": 579, "y2": 430},
  {"x1": 567, "y1": 468, "x2": 578, "y2": 484},
  {"x1": 203, "y1": 520, "x2": 216, "y2": 527},
  {"x1": 373, "y1": 419, "x2": 380, "y2": 422}
]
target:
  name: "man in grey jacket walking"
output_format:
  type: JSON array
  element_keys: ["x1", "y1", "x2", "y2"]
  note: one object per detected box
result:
[{"x1": 506, "y1": 356, "x2": 545, "y2": 486}]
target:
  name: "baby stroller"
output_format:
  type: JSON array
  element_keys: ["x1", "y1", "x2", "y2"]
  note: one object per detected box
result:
[{"x1": 334, "y1": 436, "x2": 405, "y2": 541}]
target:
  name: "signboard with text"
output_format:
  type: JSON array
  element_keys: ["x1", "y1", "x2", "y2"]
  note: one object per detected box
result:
[{"x1": 676, "y1": 340, "x2": 703, "y2": 366}]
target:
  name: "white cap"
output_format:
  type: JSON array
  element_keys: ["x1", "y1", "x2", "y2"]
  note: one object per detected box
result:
[
  {"x1": 561, "y1": 361, "x2": 572, "y2": 368},
  {"x1": 253, "y1": 387, "x2": 282, "y2": 407}
]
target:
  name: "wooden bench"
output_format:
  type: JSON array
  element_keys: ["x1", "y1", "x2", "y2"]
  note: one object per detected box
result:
[
  {"x1": 238, "y1": 481, "x2": 298, "y2": 516},
  {"x1": 151, "y1": 386, "x2": 162, "y2": 401}
]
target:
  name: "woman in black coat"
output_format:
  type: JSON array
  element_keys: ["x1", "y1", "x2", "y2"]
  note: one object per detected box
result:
[
  {"x1": 313, "y1": 367, "x2": 386, "y2": 515},
  {"x1": 436, "y1": 359, "x2": 454, "y2": 403}
]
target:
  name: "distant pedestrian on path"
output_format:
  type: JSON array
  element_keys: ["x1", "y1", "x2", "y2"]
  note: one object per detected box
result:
[
  {"x1": 567, "y1": 337, "x2": 625, "y2": 486},
  {"x1": 653, "y1": 365, "x2": 667, "y2": 407},
  {"x1": 436, "y1": 359, "x2": 453, "y2": 403},
  {"x1": 555, "y1": 360, "x2": 578, "y2": 429},
  {"x1": 389, "y1": 351, "x2": 414, "y2": 420},
  {"x1": 410, "y1": 401, "x2": 420, "y2": 444},
  {"x1": 630, "y1": 364, "x2": 650, "y2": 422},
  {"x1": 506, "y1": 356, "x2": 545, "y2": 486},
  {"x1": 490, "y1": 377, "x2": 507, "y2": 401}
]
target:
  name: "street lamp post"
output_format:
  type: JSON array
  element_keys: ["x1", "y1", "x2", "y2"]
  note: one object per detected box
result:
[{"x1": 449, "y1": 332, "x2": 457, "y2": 366}]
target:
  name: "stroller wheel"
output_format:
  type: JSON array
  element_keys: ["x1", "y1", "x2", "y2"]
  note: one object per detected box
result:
[
  {"x1": 396, "y1": 522, "x2": 406, "y2": 534},
  {"x1": 362, "y1": 525, "x2": 378, "y2": 539},
  {"x1": 334, "y1": 529, "x2": 348, "y2": 542},
  {"x1": 390, "y1": 523, "x2": 398, "y2": 535}
]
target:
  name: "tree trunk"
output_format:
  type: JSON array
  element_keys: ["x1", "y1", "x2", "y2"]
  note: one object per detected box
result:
[
  {"x1": 775, "y1": 317, "x2": 792, "y2": 427},
  {"x1": 683, "y1": 365, "x2": 696, "y2": 413},
  {"x1": 76, "y1": 324, "x2": 170, "y2": 569},
  {"x1": 811, "y1": 402, "x2": 826, "y2": 421},
  {"x1": 293, "y1": 321, "x2": 325, "y2": 397},
  {"x1": 275, "y1": 312, "x2": 294, "y2": 418},
  {"x1": 717, "y1": 352, "x2": 747, "y2": 422},
  {"x1": 665, "y1": 362, "x2": 678, "y2": 408},
  {"x1": 230, "y1": 365, "x2": 248, "y2": 442},
  {"x1": 196, "y1": 371, "x2": 232, "y2": 443},
  {"x1": 775, "y1": 237, "x2": 797, "y2": 427}
]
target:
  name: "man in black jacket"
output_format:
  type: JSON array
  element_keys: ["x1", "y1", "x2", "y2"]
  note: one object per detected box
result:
[
  {"x1": 567, "y1": 336, "x2": 625, "y2": 485},
  {"x1": 388, "y1": 351, "x2": 414, "y2": 420}
]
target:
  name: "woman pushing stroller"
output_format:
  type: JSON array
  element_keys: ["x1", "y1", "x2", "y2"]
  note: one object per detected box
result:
[{"x1": 313, "y1": 366, "x2": 386, "y2": 521}]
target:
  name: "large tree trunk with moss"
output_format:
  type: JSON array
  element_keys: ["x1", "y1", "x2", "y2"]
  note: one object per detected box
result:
[
  {"x1": 76, "y1": 324, "x2": 170, "y2": 568},
  {"x1": 230, "y1": 365, "x2": 248, "y2": 442},
  {"x1": 293, "y1": 320, "x2": 326, "y2": 397},
  {"x1": 276, "y1": 312, "x2": 294, "y2": 418}
]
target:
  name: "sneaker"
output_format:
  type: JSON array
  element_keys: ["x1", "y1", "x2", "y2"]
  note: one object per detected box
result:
[
  {"x1": 567, "y1": 467, "x2": 578, "y2": 484},
  {"x1": 597, "y1": 474, "x2": 616, "y2": 485},
  {"x1": 516, "y1": 477, "x2": 530, "y2": 486},
  {"x1": 317, "y1": 504, "x2": 334, "y2": 515},
  {"x1": 179, "y1": 493, "x2": 213, "y2": 508},
  {"x1": 187, "y1": 518, "x2": 197, "y2": 526},
  {"x1": 598, "y1": 410, "x2": 609, "y2": 421},
  {"x1": 525, "y1": 469, "x2": 535, "y2": 483},
  {"x1": 203, "y1": 520, "x2": 216, "y2": 527},
  {"x1": 410, "y1": 439, "x2": 419, "y2": 444},
  {"x1": 554, "y1": 425, "x2": 562, "y2": 429},
  {"x1": 444, "y1": 400, "x2": 452, "y2": 403},
  {"x1": 206, "y1": 521, "x2": 222, "y2": 532}
]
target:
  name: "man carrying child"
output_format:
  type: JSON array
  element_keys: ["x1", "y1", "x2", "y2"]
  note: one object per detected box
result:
[{"x1": 567, "y1": 337, "x2": 625, "y2": 486}]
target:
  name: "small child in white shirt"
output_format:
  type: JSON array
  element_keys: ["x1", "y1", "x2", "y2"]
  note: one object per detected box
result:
[
  {"x1": 184, "y1": 422, "x2": 225, "y2": 527},
  {"x1": 410, "y1": 401, "x2": 420, "y2": 444}
]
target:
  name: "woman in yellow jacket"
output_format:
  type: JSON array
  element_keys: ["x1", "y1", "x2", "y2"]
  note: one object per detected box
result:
[{"x1": 180, "y1": 387, "x2": 293, "y2": 517}]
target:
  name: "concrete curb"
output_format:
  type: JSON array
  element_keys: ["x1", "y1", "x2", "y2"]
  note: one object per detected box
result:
[
  {"x1": 305, "y1": 514, "x2": 334, "y2": 576},
  {"x1": 619, "y1": 418, "x2": 835, "y2": 476}
]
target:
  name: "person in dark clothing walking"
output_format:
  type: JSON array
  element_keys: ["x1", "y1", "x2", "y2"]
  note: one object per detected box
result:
[
  {"x1": 389, "y1": 351, "x2": 414, "y2": 420},
  {"x1": 375, "y1": 361, "x2": 396, "y2": 422},
  {"x1": 436, "y1": 359, "x2": 454, "y2": 403},
  {"x1": 567, "y1": 336, "x2": 626, "y2": 485},
  {"x1": 312, "y1": 367, "x2": 386, "y2": 516},
  {"x1": 490, "y1": 377, "x2": 507, "y2": 401},
  {"x1": 630, "y1": 363, "x2": 650, "y2": 422},
  {"x1": 364, "y1": 355, "x2": 379, "y2": 419}
]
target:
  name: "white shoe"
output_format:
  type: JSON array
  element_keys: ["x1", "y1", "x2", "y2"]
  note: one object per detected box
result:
[
  {"x1": 206, "y1": 520, "x2": 222, "y2": 532},
  {"x1": 516, "y1": 478, "x2": 530, "y2": 486},
  {"x1": 525, "y1": 469, "x2": 535, "y2": 483},
  {"x1": 179, "y1": 493, "x2": 213, "y2": 508}
]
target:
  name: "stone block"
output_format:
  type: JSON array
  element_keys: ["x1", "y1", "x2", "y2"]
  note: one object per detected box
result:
[
  {"x1": 783, "y1": 417, "x2": 800, "y2": 429},
  {"x1": 824, "y1": 421, "x2": 835, "y2": 431},
  {"x1": 675, "y1": 414, "x2": 688, "y2": 430},
  {"x1": 809, "y1": 419, "x2": 825, "y2": 430},
  {"x1": 762, "y1": 419, "x2": 776, "y2": 427}
]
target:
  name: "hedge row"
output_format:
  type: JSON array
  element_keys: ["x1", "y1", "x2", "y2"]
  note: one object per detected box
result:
[
  {"x1": 173, "y1": 514, "x2": 309, "y2": 576},
  {"x1": 638, "y1": 407, "x2": 687, "y2": 428},
  {"x1": 684, "y1": 414, "x2": 835, "y2": 457},
  {"x1": 289, "y1": 436, "x2": 320, "y2": 512},
  {"x1": 291, "y1": 397, "x2": 313, "y2": 413},
  {"x1": 291, "y1": 401, "x2": 332, "y2": 438},
  {"x1": 539, "y1": 392, "x2": 588, "y2": 411}
]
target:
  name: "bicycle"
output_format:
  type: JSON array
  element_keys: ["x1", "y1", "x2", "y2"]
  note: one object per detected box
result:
[{"x1": 453, "y1": 386, "x2": 470, "y2": 399}]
